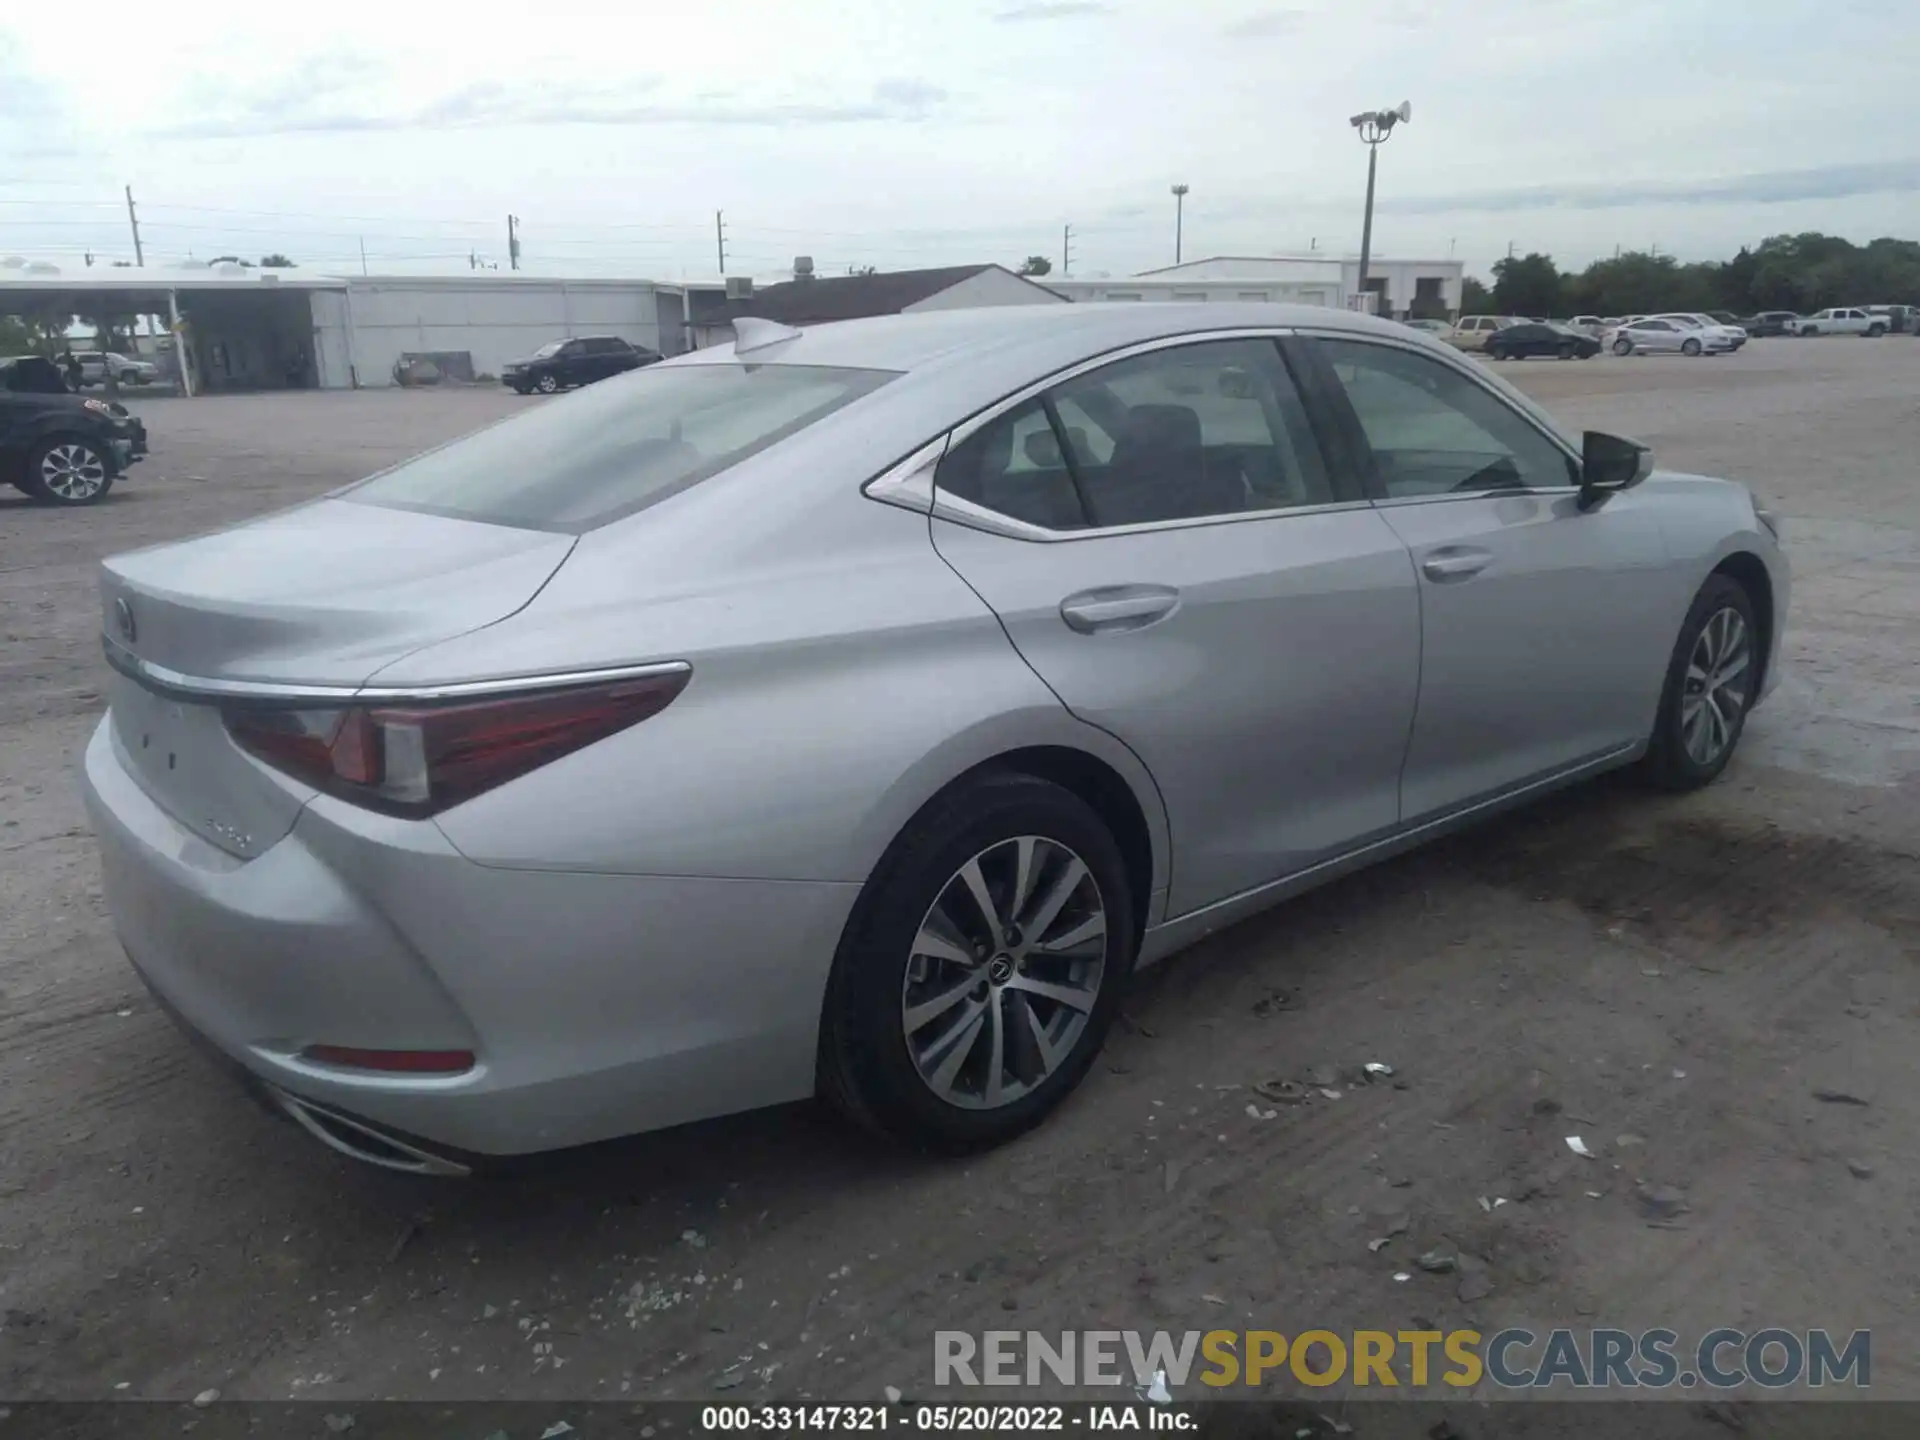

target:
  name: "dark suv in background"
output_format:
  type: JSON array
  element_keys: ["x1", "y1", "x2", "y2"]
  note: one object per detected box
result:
[
  {"x1": 2, "y1": 356, "x2": 149, "y2": 505},
  {"x1": 502, "y1": 335, "x2": 661, "y2": 394}
]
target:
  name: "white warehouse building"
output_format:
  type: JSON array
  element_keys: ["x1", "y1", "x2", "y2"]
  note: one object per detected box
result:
[
  {"x1": 1046, "y1": 255, "x2": 1464, "y2": 319},
  {"x1": 3, "y1": 251, "x2": 1466, "y2": 396}
]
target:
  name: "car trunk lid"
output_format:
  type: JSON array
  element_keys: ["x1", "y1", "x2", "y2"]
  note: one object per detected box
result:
[{"x1": 100, "y1": 499, "x2": 575, "y2": 857}]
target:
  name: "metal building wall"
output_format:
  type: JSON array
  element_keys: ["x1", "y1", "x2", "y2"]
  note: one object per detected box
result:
[{"x1": 338, "y1": 279, "x2": 670, "y2": 388}]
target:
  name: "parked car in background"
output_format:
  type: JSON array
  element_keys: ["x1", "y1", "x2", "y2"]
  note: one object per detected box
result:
[
  {"x1": 1447, "y1": 316, "x2": 1521, "y2": 351},
  {"x1": 76, "y1": 351, "x2": 162, "y2": 387},
  {"x1": 502, "y1": 335, "x2": 662, "y2": 394},
  {"x1": 1742, "y1": 311, "x2": 1801, "y2": 337},
  {"x1": 1605, "y1": 318, "x2": 1735, "y2": 356},
  {"x1": 1485, "y1": 321, "x2": 1601, "y2": 361},
  {"x1": 2, "y1": 358, "x2": 148, "y2": 504},
  {"x1": 1787, "y1": 308, "x2": 1883, "y2": 337},
  {"x1": 1399, "y1": 318, "x2": 1453, "y2": 337},
  {"x1": 1704, "y1": 311, "x2": 1745, "y2": 328},
  {"x1": 80, "y1": 304, "x2": 1787, "y2": 1168},
  {"x1": 1862, "y1": 304, "x2": 1914, "y2": 334},
  {"x1": 1653, "y1": 313, "x2": 1748, "y2": 350},
  {"x1": 1568, "y1": 315, "x2": 1605, "y2": 335}
]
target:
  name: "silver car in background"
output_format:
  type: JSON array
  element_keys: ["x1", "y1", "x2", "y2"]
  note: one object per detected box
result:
[
  {"x1": 82, "y1": 304, "x2": 1787, "y2": 1173},
  {"x1": 1606, "y1": 317, "x2": 1737, "y2": 356}
]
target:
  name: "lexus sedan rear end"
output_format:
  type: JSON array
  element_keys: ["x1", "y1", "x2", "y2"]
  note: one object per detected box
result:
[{"x1": 83, "y1": 305, "x2": 1786, "y2": 1172}]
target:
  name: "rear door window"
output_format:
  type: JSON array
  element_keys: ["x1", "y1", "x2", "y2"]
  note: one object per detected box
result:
[{"x1": 346, "y1": 363, "x2": 895, "y2": 532}]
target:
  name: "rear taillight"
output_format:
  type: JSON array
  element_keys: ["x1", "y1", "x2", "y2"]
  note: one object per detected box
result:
[{"x1": 222, "y1": 671, "x2": 689, "y2": 817}]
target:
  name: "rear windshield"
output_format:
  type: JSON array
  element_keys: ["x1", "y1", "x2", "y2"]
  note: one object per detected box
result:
[{"x1": 345, "y1": 362, "x2": 896, "y2": 532}]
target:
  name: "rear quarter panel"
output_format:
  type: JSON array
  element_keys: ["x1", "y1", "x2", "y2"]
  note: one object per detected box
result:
[{"x1": 377, "y1": 484, "x2": 1172, "y2": 902}]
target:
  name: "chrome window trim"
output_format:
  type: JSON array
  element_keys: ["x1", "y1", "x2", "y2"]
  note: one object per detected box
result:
[
  {"x1": 932, "y1": 489, "x2": 1377, "y2": 544},
  {"x1": 102, "y1": 634, "x2": 690, "y2": 706},
  {"x1": 876, "y1": 326, "x2": 1385, "y2": 543}
]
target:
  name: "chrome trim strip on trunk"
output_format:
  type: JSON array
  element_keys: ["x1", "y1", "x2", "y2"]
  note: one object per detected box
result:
[{"x1": 101, "y1": 634, "x2": 691, "y2": 706}]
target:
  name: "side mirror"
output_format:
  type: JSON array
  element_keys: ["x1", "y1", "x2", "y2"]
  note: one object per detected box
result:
[{"x1": 1578, "y1": 430, "x2": 1652, "y2": 510}]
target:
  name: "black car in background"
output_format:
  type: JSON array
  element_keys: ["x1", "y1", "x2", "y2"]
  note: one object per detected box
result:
[
  {"x1": 501, "y1": 335, "x2": 661, "y2": 394},
  {"x1": 1742, "y1": 311, "x2": 1801, "y2": 337},
  {"x1": 2, "y1": 356, "x2": 149, "y2": 505},
  {"x1": 1484, "y1": 322, "x2": 1601, "y2": 361}
]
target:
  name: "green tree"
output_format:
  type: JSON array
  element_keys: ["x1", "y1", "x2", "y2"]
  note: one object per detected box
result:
[
  {"x1": 1017, "y1": 255, "x2": 1053, "y2": 276},
  {"x1": 259, "y1": 253, "x2": 296, "y2": 268},
  {"x1": 1490, "y1": 252, "x2": 1563, "y2": 317},
  {"x1": 1460, "y1": 275, "x2": 1491, "y2": 313}
]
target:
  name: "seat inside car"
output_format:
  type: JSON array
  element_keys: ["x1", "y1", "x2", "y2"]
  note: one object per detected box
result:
[{"x1": 1086, "y1": 402, "x2": 1242, "y2": 526}]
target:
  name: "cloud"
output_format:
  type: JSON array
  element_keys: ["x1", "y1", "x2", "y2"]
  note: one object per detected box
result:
[
  {"x1": 160, "y1": 66, "x2": 950, "y2": 138},
  {"x1": 992, "y1": 1, "x2": 1116, "y2": 20},
  {"x1": 1378, "y1": 160, "x2": 1920, "y2": 215},
  {"x1": 1223, "y1": 9, "x2": 1306, "y2": 37}
]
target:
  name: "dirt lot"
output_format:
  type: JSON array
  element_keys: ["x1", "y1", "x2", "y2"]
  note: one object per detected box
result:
[{"x1": 3, "y1": 342, "x2": 1917, "y2": 1421}]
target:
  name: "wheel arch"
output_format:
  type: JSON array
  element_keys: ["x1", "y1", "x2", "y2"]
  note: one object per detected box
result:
[{"x1": 1709, "y1": 549, "x2": 1776, "y2": 699}]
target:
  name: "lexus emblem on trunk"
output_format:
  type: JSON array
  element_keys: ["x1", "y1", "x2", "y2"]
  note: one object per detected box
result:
[{"x1": 115, "y1": 597, "x2": 137, "y2": 644}]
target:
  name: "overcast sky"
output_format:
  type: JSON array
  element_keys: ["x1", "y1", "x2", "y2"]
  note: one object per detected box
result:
[{"x1": 4, "y1": 0, "x2": 1917, "y2": 282}]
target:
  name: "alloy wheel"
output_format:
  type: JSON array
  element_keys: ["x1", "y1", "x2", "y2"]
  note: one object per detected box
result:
[
  {"x1": 537, "y1": 374, "x2": 560, "y2": 393},
  {"x1": 39, "y1": 443, "x2": 107, "y2": 501},
  {"x1": 1680, "y1": 606, "x2": 1752, "y2": 766},
  {"x1": 900, "y1": 835, "x2": 1108, "y2": 1111}
]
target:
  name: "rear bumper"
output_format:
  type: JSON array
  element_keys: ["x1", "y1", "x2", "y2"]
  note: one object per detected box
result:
[{"x1": 81, "y1": 716, "x2": 858, "y2": 1160}]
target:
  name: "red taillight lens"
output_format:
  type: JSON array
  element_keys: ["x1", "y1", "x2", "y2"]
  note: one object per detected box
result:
[
  {"x1": 223, "y1": 671, "x2": 689, "y2": 817},
  {"x1": 301, "y1": 1045, "x2": 475, "y2": 1074}
]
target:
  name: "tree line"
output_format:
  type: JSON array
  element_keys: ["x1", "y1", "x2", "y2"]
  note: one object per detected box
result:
[{"x1": 1459, "y1": 232, "x2": 1920, "y2": 319}]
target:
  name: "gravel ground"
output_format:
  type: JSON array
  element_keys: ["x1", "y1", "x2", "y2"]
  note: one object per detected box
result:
[{"x1": 2, "y1": 341, "x2": 1917, "y2": 1419}]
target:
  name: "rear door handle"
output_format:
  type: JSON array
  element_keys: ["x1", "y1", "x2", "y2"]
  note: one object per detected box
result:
[
  {"x1": 1059, "y1": 585, "x2": 1181, "y2": 634},
  {"x1": 1420, "y1": 548, "x2": 1493, "y2": 583}
]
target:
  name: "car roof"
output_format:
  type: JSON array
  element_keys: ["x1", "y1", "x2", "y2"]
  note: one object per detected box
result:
[{"x1": 676, "y1": 302, "x2": 1425, "y2": 377}]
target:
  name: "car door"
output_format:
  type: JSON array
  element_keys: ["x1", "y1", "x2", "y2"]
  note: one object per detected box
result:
[
  {"x1": 556, "y1": 340, "x2": 589, "y2": 383},
  {"x1": 927, "y1": 334, "x2": 1422, "y2": 917},
  {"x1": 1298, "y1": 332, "x2": 1677, "y2": 823}
]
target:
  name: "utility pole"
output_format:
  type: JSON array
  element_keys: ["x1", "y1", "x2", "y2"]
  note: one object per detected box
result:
[
  {"x1": 1062, "y1": 223, "x2": 1074, "y2": 276},
  {"x1": 1171, "y1": 184, "x2": 1189, "y2": 265},
  {"x1": 1507, "y1": 240, "x2": 1516, "y2": 259},
  {"x1": 359, "y1": 236, "x2": 368, "y2": 276},
  {"x1": 507, "y1": 214, "x2": 521, "y2": 271},
  {"x1": 124, "y1": 185, "x2": 145, "y2": 267},
  {"x1": 715, "y1": 211, "x2": 728, "y2": 275}
]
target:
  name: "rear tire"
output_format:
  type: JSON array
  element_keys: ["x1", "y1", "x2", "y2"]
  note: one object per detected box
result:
[
  {"x1": 1640, "y1": 574, "x2": 1758, "y2": 792},
  {"x1": 1557, "y1": 342, "x2": 1576, "y2": 360},
  {"x1": 819, "y1": 773, "x2": 1135, "y2": 1152},
  {"x1": 1681, "y1": 337, "x2": 1702, "y2": 356},
  {"x1": 1866, "y1": 323, "x2": 1887, "y2": 337}
]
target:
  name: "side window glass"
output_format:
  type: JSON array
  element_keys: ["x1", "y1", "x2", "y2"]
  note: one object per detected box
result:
[
  {"x1": 1045, "y1": 338, "x2": 1332, "y2": 525},
  {"x1": 1315, "y1": 338, "x2": 1577, "y2": 499},
  {"x1": 936, "y1": 400, "x2": 1091, "y2": 531},
  {"x1": 934, "y1": 339, "x2": 1334, "y2": 531}
]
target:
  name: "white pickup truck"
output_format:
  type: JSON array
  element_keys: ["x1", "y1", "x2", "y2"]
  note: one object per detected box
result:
[{"x1": 1788, "y1": 308, "x2": 1888, "y2": 337}]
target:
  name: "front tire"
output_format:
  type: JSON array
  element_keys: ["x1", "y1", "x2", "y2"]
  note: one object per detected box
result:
[
  {"x1": 1866, "y1": 323, "x2": 1887, "y2": 337},
  {"x1": 1612, "y1": 338, "x2": 1633, "y2": 356},
  {"x1": 1681, "y1": 337, "x2": 1703, "y2": 356},
  {"x1": 819, "y1": 773, "x2": 1135, "y2": 1151},
  {"x1": 1557, "y1": 342, "x2": 1576, "y2": 360},
  {"x1": 535, "y1": 374, "x2": 560, "y2": 394},
  {"x1": 25, "y1": 437, "x2": 114, "y2": 505},
  {"x1": 1641, "y1": 574, "x2": 1758, "y2": 791}
]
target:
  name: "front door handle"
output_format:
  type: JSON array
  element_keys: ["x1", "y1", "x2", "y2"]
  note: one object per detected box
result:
[
  {"x1": 1059, "y1": 585, "x2": 1181, "y2": 634},
  {"x1": 1420, "y1": 548, "x2": 1493, "y2": 583}
]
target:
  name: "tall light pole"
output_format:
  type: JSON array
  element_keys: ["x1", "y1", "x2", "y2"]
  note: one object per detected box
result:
[
  {"x1": 1171, "y1": 184, "x2": 1189, "y2": 265},
  {"x1": 1349, "y1": 101, "x2": 1410, "y2": 312}
]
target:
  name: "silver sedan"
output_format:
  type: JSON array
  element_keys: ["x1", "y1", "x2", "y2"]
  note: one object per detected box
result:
[{"x1": 81, "y1": 304, "x2": 1788, "y2": 1173}]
